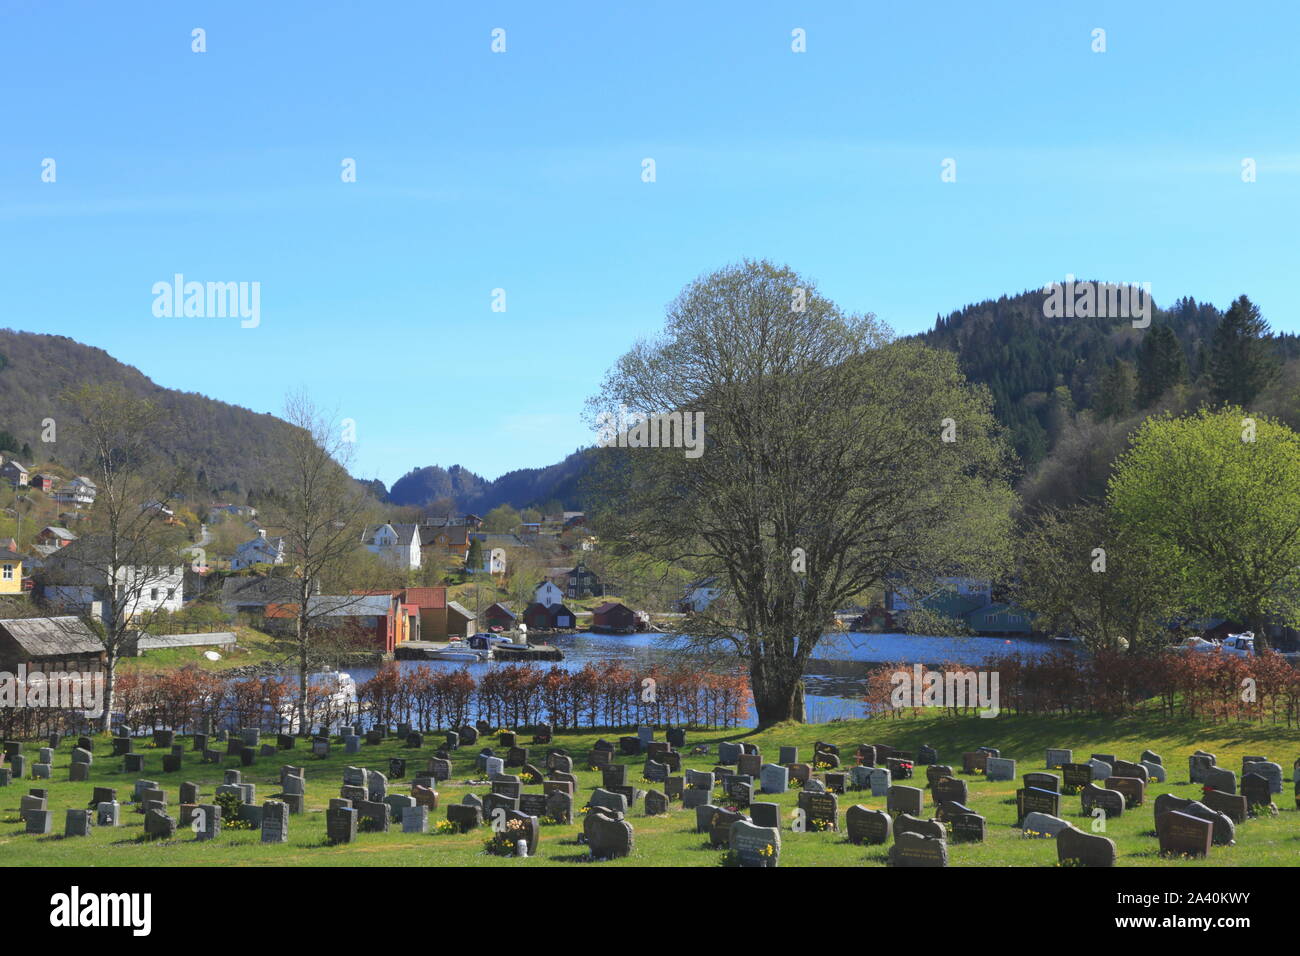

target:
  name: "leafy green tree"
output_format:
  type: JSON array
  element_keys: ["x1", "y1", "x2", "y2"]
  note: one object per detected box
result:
[
  {"x1": 465, "y1": 537, "x2": 483, "y2": 573},
  {"x1": 1208, "y1": 295, "x2": 1278, "y2": 407},
  {"x1": 482, "y1": 504, "x2": 521, "y2": 532},
  {"x1": 587, "y1": 259, "x2": 1016, "y2": 726},
  {"x1": 1014, "y1": 503, "x2": 1181, "y2": 653},
  {"x1": 1108, "y1": 407, "x2": 1300, "y2": 650}
]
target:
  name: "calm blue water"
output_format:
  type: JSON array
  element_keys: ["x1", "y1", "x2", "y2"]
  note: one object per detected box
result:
[{"x1": 347, "y1": 631, "x2": 1075, "y2": 727}]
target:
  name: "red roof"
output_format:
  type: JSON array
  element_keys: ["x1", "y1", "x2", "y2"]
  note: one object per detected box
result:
[{"x1": 402, "y1": 587, "x2": 447, "y2": 610}]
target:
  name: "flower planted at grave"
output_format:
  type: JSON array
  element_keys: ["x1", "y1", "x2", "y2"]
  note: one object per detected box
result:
[
  {"x1": 483, "y1": 816, "x2": 530, "y2": 857},
  {"x1": 434, "y1": 820, "x2": 456, "y2": 834}
]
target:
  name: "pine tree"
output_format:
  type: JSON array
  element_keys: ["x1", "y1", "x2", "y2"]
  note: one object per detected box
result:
[
  {"x1": 1096, "y1": 361, "x2": 1136, "y2": 420},
  {"x1": 1209, "y1": 295, "x2": 1278, "y2": 407},
  {"x1": 1135, "y1": 325, "x2": 1187, "y2": 407}
]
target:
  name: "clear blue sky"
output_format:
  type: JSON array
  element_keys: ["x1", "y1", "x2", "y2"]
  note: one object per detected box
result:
[{"x1": 3, "y1": 1, "x2": 1297, "y2": 487}]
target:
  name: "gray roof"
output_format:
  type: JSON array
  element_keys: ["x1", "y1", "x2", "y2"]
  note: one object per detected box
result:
[
  {"x1": 0, "y1": 616, "x2": 103, "y2": 657},
  {"x1": 220, "y1": 575, "x2": 303, "y2": 606},
  {"x1": 308, "y1": 594, "x2": 392, "y2": 617},
  {"x1": 446, "y1": 601, "x2": 475, "y2": 620},
  {"x1": 364, "y1": 523, "x2": 419, "y2": 546}
]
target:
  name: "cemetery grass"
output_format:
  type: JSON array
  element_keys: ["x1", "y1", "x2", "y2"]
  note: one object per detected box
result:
[{"x1": 3, "y1": 711, "x2": 1300, "y2": 866}]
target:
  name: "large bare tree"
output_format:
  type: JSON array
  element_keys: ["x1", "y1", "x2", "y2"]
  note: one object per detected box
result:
[
  {"x1": 55, "y1": 384, "x2": 188, "y2": 731},
  {"x1": 587, "y1": 260, "x2": 1016, "y2": 726},
  {"x1": 267, "y1": 392, "x2": 381, "y2": 734}
]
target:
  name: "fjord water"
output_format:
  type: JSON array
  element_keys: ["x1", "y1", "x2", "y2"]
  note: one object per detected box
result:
[{"x1": 349, "y1": 631, "x2": 1073, "y2": 728}]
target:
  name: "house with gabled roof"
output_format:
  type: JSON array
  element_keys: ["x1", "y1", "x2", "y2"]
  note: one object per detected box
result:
[
  {"x1": 363, "y1": 522, "x2": 421, "y2": 570},
  {"x1": 232, "y1": 530, "x2": 286, "y2": 570}
]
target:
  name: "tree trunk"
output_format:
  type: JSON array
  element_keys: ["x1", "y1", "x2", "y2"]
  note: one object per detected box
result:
[
  {"x1": 1249, "y1": 613, "x2": 1271, "y2": 652},
  {"x1": 750, "y1": 661, "x2": 807, "y2": 727},
  {"x1": 99, "y1": 657, "x2": 116, "y2": 733}
]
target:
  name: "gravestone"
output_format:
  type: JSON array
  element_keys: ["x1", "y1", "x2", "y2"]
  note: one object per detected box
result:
[
  {"x1": 1046, "y1": 748, "x2": 1072, "y2": 769},
  {"x1": 644, "y1": 759, "x2": 669, "y2": 784},
  {"x1": 949, "y1": 811, "x2": 986, "y2": 843},
  {"x1": 886, "y1": 785, "x2": 923, "y2": 817},
  {"x1": 1203, "y1": 766, "x2": 1236, "y2": 794},
  {"x1": 1081, "y1": 783, "x2": 1124, "y2": 818},
  {"x1": 1201, "y1": 788, "x2": 1247, "y2": 824},
  {"x1": 427, "y1": 758, "x2": 452, "y2": 782},
  {"x1": 797, "y1": 790, "x2": 839, "y2": 831},
  {"x1": 961, "y1": 751, "x2": 988, "y2": 774},
  {"x1": 708, "y1": 807, "x2": 746, "y2": 846},
  {"x1": 644, "y1": 790, "x2": 669, "y2": 816},
  {"x1": 1152, "y1": 794, "x2": 1234, "y2": 845},
  {"x1": 717, "y1": 742, "x2": 743, "y2": 765},
  {"x1": 144, "y1": 809, "x2": 176, "y2": 839},
  {"x1": 917, "y1": 744, "x2": 938, "y2": 765},
  {"x1": 1141, "y1": 761, "x2": 1166, "y2": 784},
  {"x1": 749, "y1": 801, "x2": 779, "y2": 828},
  {"x1": 1156, "y1": 809, "x2": 1212, "y2": 857},
  {"x1": 725, "y1": 775, "x2": 754, "y2": 808},
  {"x1": 869, "y1": 768, "x2": 892, "y2": 797},
  {"x1": 26, "y1": 809, "x2": 53, "y2": 834},
  {"x1": 1061, "y1": 763, "x2": 1093, "y2": 793},
  {"x1": 1016, "y1": 786, "x2": 1061, "y2": 823},
  {"x1": 737, "y1": 753, "x2": 762, "y2": 777},
  {"x1": 446, "y1": 803, "x2": 482, "y2": 832},
  {"x1": 585, "y1": 809, "x2": 633, "y2": 858},
  {"x1": 778, "y1": 746, "x2": 798, "y2": 765},
  {"x1": 1243, "y1": 760, "x2": 1282, "y2": 795},
  {"x1": 666, "y1": 728, "x2": 686, "y2": 748},
  {"x1": 888, "y1": 831, "x2": 948, "y2": 867},
  {"x1": 64, "y1": 809, "x2": 93, "y2": 837},
  {"x1": 1056, "y1": 824, "x2": 1116, "y2": 867},
  {"x1": 261, "y1": 801, "x2": 289, "y2": 843},
  {"x1": 1140, "y1": 749, "x2": 1162, "y2": 766},
  {"x1": 1105, "y1": 776, "x2": 1146, "y2": 808},
  {"x1": 97, "y1": 801, "x2": 121, "y2": 827},
  {"x1": 932, "y1": 776, "x2": 968, "y2": 805},
  {"x1": 1242, "y1": 773, "x2": 1272, "y2": 811},
  {"x1": 1188, "y1": 752, "x2": 1216, "y2": 784},
  {"x1": 1086, "y1": 758, "x2": 1110, "y2": 781},
  {"x1": 1111, "y1": 759, "x2": 1148, "y2": 782},
  {"x1": 789, "y1": 763, "x2": 812, "y2": 785},
  {"x1": 1020, "y1": 811, "x2": 1069, "y2": 837},
  {"x1": 985, "y1": 757, "x2": 1016, "y2": 782},
  {"x1": 402, "y1": 805, "x2": 429, "y2": 833},
  {"x1": 545, "y1": 790, "x2": 573, "y2": 824},
  {"x1": 730, "y1": 818, "x2": 780, "y2": 867},
  {"x1": 846, "y1": 805, "x2": 892, "y2": 845},
  {"x1": 589, "y1": 788, "x2": 628, "y2": 816},
  {"x1": 618, "y1": 736, "x2": 641, "y2": 756},
  {"x1": 180, "y1": 781, "x2": 199, "y2": 804},
  {"x1": 1023, "y1": 772, "x2": 1060, "y2": 793},
  {"x1": 124, "y1": 754, "x2": 145, "y2": 773},
  {"x1": 327, "y1": 807, "x2": 358, "y2": 843},
  {"x1": 355, "y1": 799, "x2": 390, "y2": 832}
]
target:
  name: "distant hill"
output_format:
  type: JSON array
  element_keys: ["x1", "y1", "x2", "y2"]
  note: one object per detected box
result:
[
  {"x1": 387, "y1": 450, "x2": 591, "y2": 513},
  {"x1": 0, "y1": 329, "x2": 308, "y2": 499}
]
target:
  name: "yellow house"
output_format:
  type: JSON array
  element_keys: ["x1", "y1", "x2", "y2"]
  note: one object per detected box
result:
[{"x1": 0, "y1": 548, "x2": 23, "y2": 594}]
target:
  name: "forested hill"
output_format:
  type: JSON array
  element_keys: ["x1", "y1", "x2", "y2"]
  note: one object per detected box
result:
[
  {"x1": 386, "y1": 450, "x2": 591, "y2": 514},
  {"x1": 917, "y1": 286, "x2": 1300, "y2": 470},
  {"x1": 0, "y1": 329, "x2": 307, "y2": 499}
]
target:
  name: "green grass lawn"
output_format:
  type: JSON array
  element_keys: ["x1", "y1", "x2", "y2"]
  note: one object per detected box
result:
[
  {"x1": 118, "y1": 627, "x2": 284, "y2": 674},
  {"x1": 1, "y1": 711, "x2": 1298, "y2": 866}
]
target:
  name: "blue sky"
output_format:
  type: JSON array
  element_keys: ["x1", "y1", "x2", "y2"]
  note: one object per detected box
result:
[{"x1": 3, "y1": 1, "x2": 1298, "y2": 486}]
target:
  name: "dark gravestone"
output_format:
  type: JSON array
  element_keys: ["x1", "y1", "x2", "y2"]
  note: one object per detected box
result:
[
  {"x1": 1152, "y1": 794, "x2": 1235, "y2": 846},
  {"x1": 797, "y1": 790, "x2": 838, "y2": 831},
  {"x1": 730, "y1": 818, "x2": 780, "y2": 867},
  {"x1": 1202, "y1": 766, "x2": 1237, "y2": 794},
  {"x1": 886, "y1": 785, "x2": 923, "y2": 817},
  {"x1": 1202, "y1": 788, "x2": 1247, "y2": 824},
  {"x1": 1056, "y1": 825, "x2": 1116, "y2": 867},
  {"x1": 1081, "y1": 783, "x2": 1125, "y2": 818},
  {"x1": 644, "y1": 790, "x2": 669, "y2": 816},
  {"x1": 1157, "y1": 809, "x2": 1212, "y2": 857},
  {"x1": 584, "y1": 809, "x2": 634, "y2": 859},
  {"x1": 888, "y1": 831, "x2": 948, "y2": 867},
  {"x1": 327, "y1": 807, "x2": 357, "y2": 843},
  {"x1": 1105, "y1": 776, "x2": 1146, "y2": 809},
  {"x1": 845, "y1": 805, "x2": 892, "y2": 845},
  {"x1": 1023, "y1": 772, "x2": 1060, "y2": 793},
  {"x1": 949, "y1": 811, "x2": 986, "y2": 843},
  {"x1": 916, "y1": 744, "x2": 938, "y2": 765},
  {"x1": 544, "y1": 790, "x2": 573, "y2": 824},
  {"x1": 1241, "y1": 773, "x2": 1272, "y2": 811},
  {"x1": 707, "y1": 807, "x2": 746, "y2": 847},
  {"x1": 1061, "y1": 763, "x2": 1092, "y2": 793},
  {"x1": 446, "y1": 803, "x2": 482, "y2": 833},
  {"x1": 1016, "y1": 786, "x2": 1061, "y2": 823},
  {"x1": 894, "y1": 812, "x2": 945, "y2": 841},
  {"x1": 931, "y1": 776, "x2": 968, "y2": 805},
  {"x1": 961, "y1": 751, "x2": 988, "y2": 774},
  {"x1": 749, "y1": 801, "x2": 780, "y2": 828}
]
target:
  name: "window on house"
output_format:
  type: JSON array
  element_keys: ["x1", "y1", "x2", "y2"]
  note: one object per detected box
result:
[
  {"x1": 167, "y1": 589, "x2": 176, "y2": 600},
  {"x1": 1, "y1": 564, "x2": 11, "y2": 580},
  {"x1": 150, "y1": 589, "x2": 159, "y2": 601}
]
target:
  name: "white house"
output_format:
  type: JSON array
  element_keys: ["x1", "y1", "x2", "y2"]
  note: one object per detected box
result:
[
  {"x1": 45, "y1": 565, "x2": 184, "y2": 618},
  {"x1": 534, "y1": 579, "x2": 564, "y2": 608},
  {"x1": 52, "y1": 476, "x2": 97, "y2": 508},
  {"x1": 363, "y1": 523, "x2": 421, "y2": 570},
  {"x1": 232, "y1": 530, "x2": 286, "y2": 570},
  {"x1": 679, "y1": 577, "x2": 724, "y2": 613}
]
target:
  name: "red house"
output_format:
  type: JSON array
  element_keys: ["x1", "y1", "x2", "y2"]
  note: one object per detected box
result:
[
  {"x1": 523, "y1": 602, "x2": 575, "y2": 630},
  {"x1": 591, "y1": 601, "x2": 638, "y2": 632}
]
